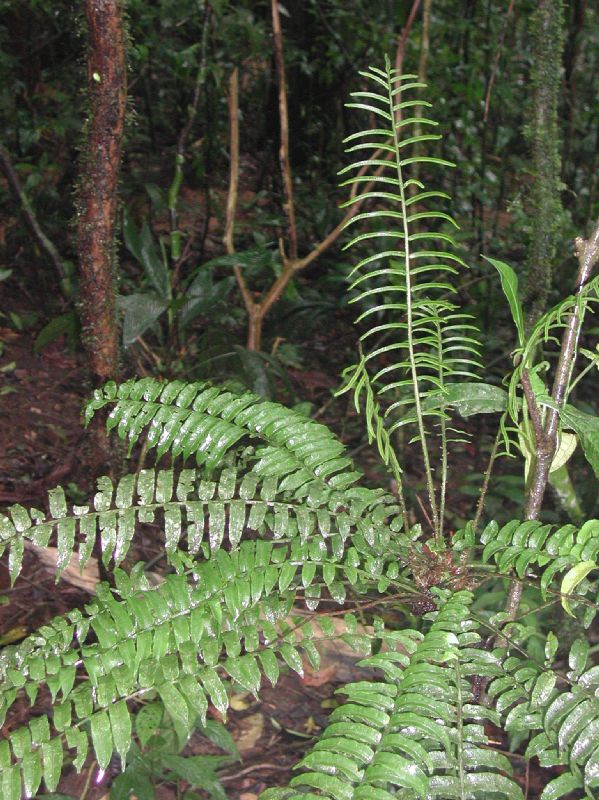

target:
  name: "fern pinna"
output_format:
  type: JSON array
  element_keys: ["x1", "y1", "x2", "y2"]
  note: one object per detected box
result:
[{"x1": 1, "y1": 61, "x2": 599, "y2": 800}]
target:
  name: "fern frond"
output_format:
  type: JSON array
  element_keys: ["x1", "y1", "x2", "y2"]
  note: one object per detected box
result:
[
  {"x1": 455, "y1": 518, "x2": 599, "y2": 622},
  {"x1": 0, "y1": 465, "x2": 406, "y2": 585},
  {"x1": 0, "y1": 538, "x2": 415, "y2": 797},
  {"x1": 340, "y1": 59, "x2": 481, "y2": 537},
  {"x1": 490, "y1": 639, "x2": 599, "y2": 799},
  {"x1": 85, "y1": 378, "x2": 361, "y2": 492},
  {"x1": 268, "y1": 591, "x2": 521, "y2": 800}
]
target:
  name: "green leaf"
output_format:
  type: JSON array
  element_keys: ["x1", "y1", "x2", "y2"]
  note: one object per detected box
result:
[
  {"x1": 484, "y1": 256, "x2": 525, "y2": 347},
  {"x1": 159, "y1": 683, "x2": 190, "y2": 730},
  {"x1": 110, "y1": 765, "x2": 155, "y2": 800},
  {"x1": 550, "y1": 432, "x2": 577, "y2": 473},
  {"x1": 560, "y1": 561, "x2": 596, "y2": 617},
  {"x1": 34, "y1": 311, "x2": 80, "y2": 355},
  {"x1": 539, "y1": 772, "x2": 582, "y2": 800},
  {"x1": 558, "y1": 404, "x2": 599, "y2": 479},
  {"x1": 123, "y1": 214, "x2": 169, "y2": 299},
  {"x1": 199, "y1": 720, "x2": 240, "y2": 760},
  {"x1": 162, "y1": 755, "x2": 230, "y2": 800},
  {"x1": 117, "y1": 293, "x2": 168, "y2": 345},
  {"x1": 41, "y1": 738, "x2": 63, "y2": 792},
  {"x1": 109, "y1": 700, "x2": 132, "y2": 764},
  {"x1": 90, "y1": 711, "x2": 113, "y2": 771},
  {"x1": 135, "y1": 701, "x2": 163, "y2": 747},
  {"x1": 422, "y1": 382, "x2": 507, "y2": 417}
]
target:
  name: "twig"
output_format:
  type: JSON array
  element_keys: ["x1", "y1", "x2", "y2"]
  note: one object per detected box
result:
[
  {"x1": 168, "y1": 2, "x2": 211, "y2": 271},
  {"x1": 220, "y1": 762, "x2": 291, "y2": 782},
  {"x1": 503, "y1": 218, "x2": 599, "y2": 623},
  {"x1": 270, "y1": 0, "x2": 298, "y2": 262},
  {"x1": 483, "y1": 0, "x2": 515, "y2": 123},
  {"x1": 224, "y1": 67, "x2": 240, "y2": 260},
  {"x1": 472, "y1": 426, "x2": 502, "y2": 531},
  {"x1": 0, "y1": 143, "x2": 71, "y2": 295},
  {"x1": 394, "y1": 0, "x2": 423, "y2": 78},
  {"x1": 223, "y1": 7, "x2": 423, "y2": 350}
]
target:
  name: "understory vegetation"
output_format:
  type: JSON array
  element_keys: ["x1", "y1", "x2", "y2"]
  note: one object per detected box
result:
[{"x1": 1, "y1": 3, "x2": 599, "y2": 800}]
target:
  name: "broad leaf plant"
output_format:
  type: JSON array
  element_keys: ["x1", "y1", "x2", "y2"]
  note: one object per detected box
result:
[{"x1": 2, "y1": 60, "x2": 599, "y2": 800}]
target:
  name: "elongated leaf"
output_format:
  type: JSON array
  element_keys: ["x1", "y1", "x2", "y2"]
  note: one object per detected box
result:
[{"x1": 484, "y1": 256, "x2": 525, "y2": 347}]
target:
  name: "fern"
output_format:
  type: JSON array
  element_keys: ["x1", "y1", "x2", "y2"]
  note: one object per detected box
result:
[
  {"x1": 490, "y1": 639, "x2": 599, "y2": 798},
  {"x1": 1, "y1": 63, "x2": 599, "y2": 800},
  {"x1": 268, "y1": 591, "x2": 521, "y2": 800},
  {"x1": 338, "y1": 58, "x2": 481, "y2": 539}
]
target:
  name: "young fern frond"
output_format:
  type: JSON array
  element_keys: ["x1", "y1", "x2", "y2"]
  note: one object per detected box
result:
[{"x1": 339, "y1": 58, "x2": 480, "y2": 538}]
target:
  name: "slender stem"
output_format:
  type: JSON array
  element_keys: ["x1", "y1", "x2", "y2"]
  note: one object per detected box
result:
[
  {"x1": 503, "y1": 218, "x2": 599, "y2": 622},
  {"x1": 483, "y1": 0, "x2": 515, "y2": 122},
  {"x1": 169, "y1": 1, "x2": 211, "y2": 273},
  {"x1": 0, "y1": 143, "x2": 71, "y2": 296},
  {"x1": 437, "y1": 321, "x2": 447, "y2": 540},
  {"x1": 388, "y1": 61, "x2": 439, "y2": 536},
  {"x1": 473, "y1": 426, "x2": 502, "y2": 531},
  {"x1": 394, "y1": 0, "x2": 423, "y2": 80},
  {"x1": 270, "y1": 0, "x2": 297, "y2": 262},
  {"x1": 224, "y1": 67, "x2": 240, "y2": 259}
]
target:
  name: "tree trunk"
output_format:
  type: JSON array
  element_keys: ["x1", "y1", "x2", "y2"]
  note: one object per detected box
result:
[
  {"x1": 77, "y1": 0, "x2": 126, "y2": 387},
  {"x1": 76, "y1": 0, "x2": 127, "y2": 480},
  {"x1": 523, "y1": 0, "x2": 566, "y2": 328}
]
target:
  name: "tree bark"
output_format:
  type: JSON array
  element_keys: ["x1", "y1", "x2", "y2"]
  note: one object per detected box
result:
[
  {"x1": 76, "y1": 0, "x2": 127, "y2": 387},
  {"x1": 523, "y1": 0, "x2": 566, "y2": 328}
]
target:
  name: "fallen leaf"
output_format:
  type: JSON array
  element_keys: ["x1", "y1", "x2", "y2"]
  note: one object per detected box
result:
[
  {"x1": 230, "y1": 692, "x2": 252, "y2": 711},
  {"x1": 301, "y1": 664, "x2": 337, "y2": 686},
  {"x1": 235, "y1": 712, "x2": 264, "y2": 754}
]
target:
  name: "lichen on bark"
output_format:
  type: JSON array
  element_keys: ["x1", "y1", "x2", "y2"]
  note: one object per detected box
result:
[{"x1": 523, "y1": 0, "x2": 567, "y2": 328}]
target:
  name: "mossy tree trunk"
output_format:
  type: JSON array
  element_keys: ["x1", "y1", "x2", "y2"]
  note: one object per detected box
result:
[
  {"x1": 76, "y1": 0, "x2": 127, "y2": 475},
  {"x1": 77, "y1": 0, "x2": 126, "y2": 386},
  {"x1": 523, "y1": 0, "x2": 566, "y2": 328}
]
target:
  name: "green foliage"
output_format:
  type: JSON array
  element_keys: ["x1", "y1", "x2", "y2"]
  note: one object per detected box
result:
[{"x1": 1, "y1": 64, "x2": 599, "y2": 800}]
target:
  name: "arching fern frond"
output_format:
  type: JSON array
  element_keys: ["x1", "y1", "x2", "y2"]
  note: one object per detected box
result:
[
  {"x1": 339, "y1": 58, "x2": 481, "y2": 538},
  {"x1": 0, "y1": 537, "x2": 417, "y2": 799},
  {"x1": 85, "y1": 378, "x2": 361, "y2": 492},
  {"x1": 0, "y1": 465, "x2": 406, "y2": 584},
  {"x1": 456, "y1": 518, "x2": 599, "y2": 622},
  {"x1": 266, "y1": 590, "x2": 522, "y2": 800}
]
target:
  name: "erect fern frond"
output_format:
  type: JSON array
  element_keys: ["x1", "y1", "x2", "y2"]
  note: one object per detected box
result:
[
  {"x1": 85, "y1": 378, "x2": 361, "y2": 492},
  {"x1": 266, "y1": 591, "x2": 522, "y2": 800},
  {"x1": 339, "y1": 58, "x2": 481, "y2": 538},
  {"x1": 0, "y1": 538, "x2": 417, "y2": 798},
  {"x1": 0, "y1": 464, "x2": 406, "y2": 584},
  {"x1": 489, "y1": 639, "x2": 599, "y2": 800}
]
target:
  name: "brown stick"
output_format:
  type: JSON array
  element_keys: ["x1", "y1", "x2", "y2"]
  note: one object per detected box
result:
[
  {"x1": 395, "y1": 0, "x2": 423, "y2": 77},
  {"x1": 77, "y1": 0, "x2": 126, "y2": 387},
  {"x1": 483, "y1": 0, "x2": 515, "y2": 123},
  {"x1": 270, "y1": 0, "x2": 298, "y2": 262},
  {"x1": 503, "y1": 218, "x2": 599, "y2": 621},
  {"x1": 0, "y1": 143, "x2": 70, "y2": 294},
  {"x1": 223, "y1": 17, "x2": 418, "y2": 351},
  {"x1": 223, "y1": 67, "x2": 263, "y2": 351}
]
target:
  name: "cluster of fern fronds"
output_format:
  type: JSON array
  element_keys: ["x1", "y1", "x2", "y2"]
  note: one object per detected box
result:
[{"x1": 1, "y1": 58, "x2": 599, "y2": 800}]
